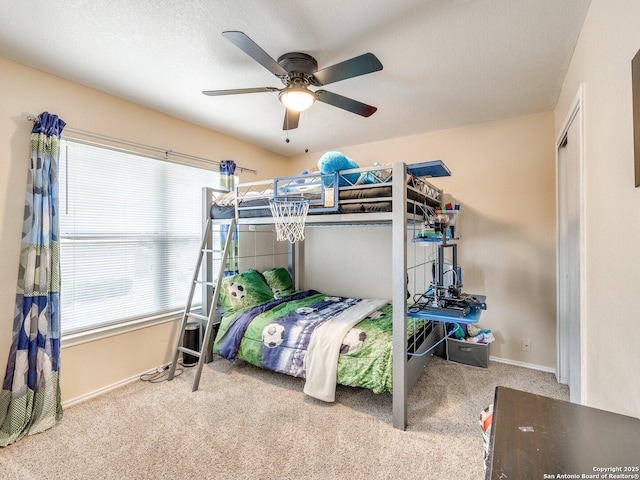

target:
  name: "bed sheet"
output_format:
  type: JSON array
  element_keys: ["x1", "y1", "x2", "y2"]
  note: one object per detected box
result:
[{"x1": 212, "y1": 291, "x2": 431, "y2": 395}]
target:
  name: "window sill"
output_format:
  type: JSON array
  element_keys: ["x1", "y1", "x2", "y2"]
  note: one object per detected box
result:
[{"x1": 61, "y1": 310, "x2": 184, "y2": 348}]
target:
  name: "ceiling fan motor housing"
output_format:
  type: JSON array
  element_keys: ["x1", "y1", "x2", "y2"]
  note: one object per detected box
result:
[{"x1": 277, "y1": 52, "x2": 320, "y2": 85}]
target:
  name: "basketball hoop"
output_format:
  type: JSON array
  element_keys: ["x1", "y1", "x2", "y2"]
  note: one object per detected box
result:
[{"x1": 269, "y1": 196, "x2": 310, "y2": 243}]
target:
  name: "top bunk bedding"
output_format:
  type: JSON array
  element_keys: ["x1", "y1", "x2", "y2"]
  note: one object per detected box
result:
[{"x1": 209, "y1": 161, "x2": 449, "y2": 222}]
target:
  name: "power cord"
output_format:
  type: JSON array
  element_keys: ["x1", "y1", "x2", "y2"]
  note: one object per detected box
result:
[{"x1": 139, "y1": 364, "x2": 184, "y2": 383}]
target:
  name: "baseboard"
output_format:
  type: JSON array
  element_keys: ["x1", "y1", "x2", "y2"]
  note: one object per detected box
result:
[
  {"x1": 62, "y1": 357, "x2": 555, "y2": 408},
  {"x1": 61, "y1": 364, "x2": 169, "y2": 408},
  {"x1": 489, "y1": 355, "x2": 556, "y2": 374}
]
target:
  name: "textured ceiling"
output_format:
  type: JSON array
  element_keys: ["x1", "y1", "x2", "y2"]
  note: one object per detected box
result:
[{"x1": 0, "y1": 0, "x2": 591, "y2": 156}]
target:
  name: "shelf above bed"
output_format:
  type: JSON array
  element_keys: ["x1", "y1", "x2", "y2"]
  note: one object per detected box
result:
[{"x1": 406, "y1": 160, "x2": 451, "y2": 178}]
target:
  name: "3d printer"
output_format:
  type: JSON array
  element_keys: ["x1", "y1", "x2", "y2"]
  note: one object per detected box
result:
[{"x1": 409, "y1": 208, "x2": 486, "y2": 318}]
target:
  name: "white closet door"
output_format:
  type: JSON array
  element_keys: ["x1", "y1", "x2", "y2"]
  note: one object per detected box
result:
[{"x1": 557, "y1": 95, "x2": 583, "y2": 404}]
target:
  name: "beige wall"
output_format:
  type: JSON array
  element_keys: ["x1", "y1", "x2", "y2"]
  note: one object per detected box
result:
[
  {"x1": 291, "y1": 111, "x2": 558, "y2": 370},
  {"x1": 0, "y1": 57, "x2": 288, "y2": 404},
  {"x1": 554, "y1": 0, "x2": 640, "y2": 417}
]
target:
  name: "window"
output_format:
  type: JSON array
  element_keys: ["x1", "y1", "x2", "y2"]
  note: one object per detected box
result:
[{"x1": 58, "y1": 139, "x2": 221, "y2": 335}]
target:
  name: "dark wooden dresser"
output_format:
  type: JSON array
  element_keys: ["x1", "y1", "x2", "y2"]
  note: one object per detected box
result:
[{"x1": 486, "y1": 386, "x2": 640, "y2": 479}]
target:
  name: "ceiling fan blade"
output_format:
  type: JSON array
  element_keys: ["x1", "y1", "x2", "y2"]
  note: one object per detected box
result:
[
  {"x1": 282, "y1": 109, "x2": 300, "y2": 130},
  {"x1": 316, "y1": 90, "x2": 377, "y2": 117},
  {"x1": 312, "y1": 53, "x2": 383, "y2": 86},
  {"x1": 222, "y1": 31, "x2": 288, "y2": 77},
  {"x1": 202, "y1": 87, "x2": 279, "y2": 96}
]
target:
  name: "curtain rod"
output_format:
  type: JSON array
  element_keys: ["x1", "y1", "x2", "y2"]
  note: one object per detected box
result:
[{"x1": 26, "y1": 115, "x2": 257, "y2": 175}]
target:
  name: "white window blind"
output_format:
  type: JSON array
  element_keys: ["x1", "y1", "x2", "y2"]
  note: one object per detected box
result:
[{"x1": 59, "y1": 139, "x2": 221, "y2": 335}]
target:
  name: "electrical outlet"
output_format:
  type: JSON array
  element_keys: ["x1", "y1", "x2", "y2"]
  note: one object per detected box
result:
[{"x1": 522, "y1": 338, "x2": 532, "y2": 352}]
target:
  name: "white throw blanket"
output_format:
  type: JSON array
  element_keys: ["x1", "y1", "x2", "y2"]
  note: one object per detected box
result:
[{"x1": 303, "y1": 298, "x2": 387, "y2": 402}]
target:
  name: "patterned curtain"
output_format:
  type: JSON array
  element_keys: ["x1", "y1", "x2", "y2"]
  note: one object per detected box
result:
[
  {"x1": 0, "y1": 112, "x2": 65, "y2": 447},
  {"x1": 220, "y1": 160, "x2": 239, "y2": 276}
]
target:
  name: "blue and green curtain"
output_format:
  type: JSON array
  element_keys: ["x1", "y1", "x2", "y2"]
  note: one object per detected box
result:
[
  {"x1": 0, "y1": 112, "x2": 65, "y2": 446},
  {"x1": 220, "y1": 160, "x2": 239, "y2": 276}
]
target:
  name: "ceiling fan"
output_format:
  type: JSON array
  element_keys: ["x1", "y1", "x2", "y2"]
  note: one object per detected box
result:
[{"x1": 203, "y1": 31, "x2": 383, "y2": 130}]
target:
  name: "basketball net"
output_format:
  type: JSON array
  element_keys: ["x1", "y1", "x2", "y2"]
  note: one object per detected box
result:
[{"x1": 269, "y1": 196, "x2": 310, "y2": 243}]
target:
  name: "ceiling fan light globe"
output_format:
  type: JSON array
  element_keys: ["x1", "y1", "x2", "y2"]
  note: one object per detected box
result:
[{"x1": 279, "y1": 89, "x2": 316, "y2": 112}]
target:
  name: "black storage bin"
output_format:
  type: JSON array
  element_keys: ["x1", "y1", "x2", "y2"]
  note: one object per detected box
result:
[
  {"x1": 446, "y1": 337, "x2": 490, "y2": 368},
  {"x1": 182, "y1": 322, "x2": 200, "y2": 366}
]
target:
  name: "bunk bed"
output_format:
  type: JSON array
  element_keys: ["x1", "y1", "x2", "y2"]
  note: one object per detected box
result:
[{"x1": 207, "y1": 161, "x2": 450, "y2": 430}]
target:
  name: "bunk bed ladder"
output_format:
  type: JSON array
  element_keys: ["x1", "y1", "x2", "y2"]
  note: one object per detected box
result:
[{"x1": 167, "y1": 217, "x2": 236, "y2": 391}]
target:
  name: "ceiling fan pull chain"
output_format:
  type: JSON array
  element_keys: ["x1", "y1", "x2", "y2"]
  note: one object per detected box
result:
[
  {"x1": 304, "y1": 111, "x2": 309, "y2": 153},
  {"x1": 285, "y1": 109, "x2": 290, "y2": 143}
]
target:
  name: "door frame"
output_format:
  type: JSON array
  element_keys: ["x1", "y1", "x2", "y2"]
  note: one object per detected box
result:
[{"x1": 555, "y1": 84, "x2": 586, "y2": 403}]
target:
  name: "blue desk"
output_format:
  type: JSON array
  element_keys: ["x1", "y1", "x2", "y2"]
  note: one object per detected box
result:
[
  {"x1": 407, "y1": 294, "x2": 486, "y2": 324},
  {"x1": 406, "y1": 294, "x2": 487, "y2": 357}
]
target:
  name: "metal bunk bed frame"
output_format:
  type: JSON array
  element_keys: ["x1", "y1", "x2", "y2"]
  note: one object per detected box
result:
[{"x1": 207, "y1": 162, "x2": 445, "y2": 430}]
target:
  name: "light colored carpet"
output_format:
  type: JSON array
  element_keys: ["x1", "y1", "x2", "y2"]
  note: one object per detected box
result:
[{"x1": 0, "y1": 357, "x2": 568, "y2": 480}]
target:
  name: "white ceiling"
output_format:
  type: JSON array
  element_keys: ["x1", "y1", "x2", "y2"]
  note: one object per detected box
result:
[{"x1": 0, "y1": 0, "x2": 591, "y2": 157}]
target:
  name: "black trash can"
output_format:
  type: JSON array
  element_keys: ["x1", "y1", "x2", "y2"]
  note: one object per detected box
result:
[{"x1": 182, "y1": 322, "x2": 200, "y2": 366}]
